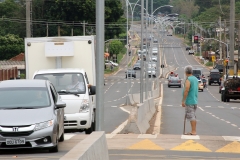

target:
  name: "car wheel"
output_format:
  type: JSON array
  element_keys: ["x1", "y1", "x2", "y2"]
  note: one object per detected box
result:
[
  {"x1": 218, "y1": 83, "x2": 221, "y2": 86},
  {"x1": 209, "y1": 83, "x2": 211, "y2": 85},
  {"x1": 168, "y1": 85, "x2": 170, "y2": 88},
  {"x1": 59, "y1": 129, "x2": 64, "y2": 142},
  {"x1": 227, "y1": 99, "x2": 230, "y2": 102},
  {"x1": 201, "y1": 89, "x2": 203, "y2": 92},
  {"x1": 49, "y1": 133, "x2": 59, "y2": 153},
  {"x1": 85, "y1": 111, "x2": 95, "y2": 134}
]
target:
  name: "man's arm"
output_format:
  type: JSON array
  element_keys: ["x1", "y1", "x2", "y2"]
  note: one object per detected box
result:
[{"x1": 182, "y1": 79, "x2": 190, "y2": 103}]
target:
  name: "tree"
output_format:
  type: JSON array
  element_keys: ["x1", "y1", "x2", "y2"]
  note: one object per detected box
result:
[
  {"x1": 109, "y1": 40, "x2": 123, "y2": 57},
  {"x1": 0, "y1": 0, "x2": 24, "y2": 37},
  {"x1": 170, "y1": 0, "x2": 199, "y2": 19},
  {"x1": 0, "y1": 34, "x2": 24, "y2": 60}
]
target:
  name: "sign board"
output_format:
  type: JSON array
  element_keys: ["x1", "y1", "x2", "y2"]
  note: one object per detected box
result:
[
  {"x1": 212, "y1": 56, "x2": 215, "y2": 61},
  {"x1": 45, "y1": 42, "x2": 74, "y2": 57}
]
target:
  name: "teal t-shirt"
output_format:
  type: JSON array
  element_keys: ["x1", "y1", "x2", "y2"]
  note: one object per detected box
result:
[{"x1": 183, "y1": 75, "x2": 198, "y2": 105}]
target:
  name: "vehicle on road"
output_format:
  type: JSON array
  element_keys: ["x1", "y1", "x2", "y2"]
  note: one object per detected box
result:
[
  {"x1": 147, "y1": 68, "x2": 156, "y2": 78},
  {"x1": 168, "y1": 76, "x2": 182, "y2": 88},
  {"x1": 105, "y1": 60, "x2": 118, "y2": 67},
  {"x1": 148, "y1": 62, "x2": 157, "y2": 68},
  {"x1": 0, "y1": 80, "x2": 66, "y2": 152},
  {"x1": 153, "y1": 39, "x2": 158, "y2": 43},
  {"x1": 150, "y1": 56, "x2": 157, "y2": 62},
  {"x1": 198, "y1": 79, "x2": 204, "y2": 92},
  {"x1": 202, "y1": 78, "x2": 207, "y2": 88},
  {"x1": 192, "y1": 68, "x2": 203, "y2": 78},
  {"x1": 25, "y1": 36, "x2": 97, "y2": 135},
  {"x1": 208, "y1": 69, "x2": 221, "y2": 85},
  {"x1": 214, "y1": 64, "x2": 224, "y2": 73},
  {"x1": 152, "y1": 47, "x2": 158, "y2": 55},
  {"x1": 133, "y1": 62, "x2": 141, "y2": 70},
  {"x1": 221, "y1": 77, "x2": 240, "y2": 102},
  {"x1": 188, "y1": 50, "x2": 194, "y2": 55},
  {"x1": 125, "y1": 69, "x2": 136, "y2": 78},
  {"x1": 186, "y1": 46, "x2": 191, "y2": 51},
  {"x1": 219, "y1": 75, "x2": 234, "y2": 93}
]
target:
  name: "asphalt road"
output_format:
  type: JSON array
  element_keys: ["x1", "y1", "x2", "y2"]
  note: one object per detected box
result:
[{"x1": 160, "y1": 35, "x2": 240, "y2": 136}]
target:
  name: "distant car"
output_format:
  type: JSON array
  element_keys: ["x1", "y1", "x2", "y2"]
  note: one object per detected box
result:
[
  {"x1": 147, "y1": 68, "x2": 156, "y2": 77},
  {"x1": 153, "y1": 39, "x2": 158, "y2": 43},
  {"x1": 208, "y1": 69, "x2": 221, "y2": 85},
  {"x1": 198, "y1": 79, "x2": 204, "y2": 92},
  {"x1": 167, "y1": 33, "x2": 172, "y2": 36},
  {"x1": 168, "y1": 76, "x2": 182, "y2": 88},
  {"x1": 125, "y1": 69, "x2": 136, "y2": 78},
  {"x1": 214, "y1": 64, "x2": 224, "y2": 73},
  {"x1": 0, "y1": 80, "x2": 66, "y2": 152},
  {"x1": 133, "y1": 63, "x2": 141, "y2": 70},
  {"x1": 105, "y1": 60, "x2": 118, "y2": 67},
  {"x1": 148, "y1": 62, "x2": 157, "y2": 68},
  {"x1": 186, "y1": 46, "x2": 191, "y2": 51},
  {"x1": 188, "y1": 50, "x2": 194, "y2": 55},
  {"x1": 150, "y1": 56, "x2": 157, "y2": 62},
  {"x1": 152, "y1": 47, "x2": 158, "y2": 55}
]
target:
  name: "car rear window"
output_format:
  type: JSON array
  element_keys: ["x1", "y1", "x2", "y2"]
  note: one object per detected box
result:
[
  {"x1": 193, "y1": 70, "x2": 201, "y2": 75},
  {"x1": 210, "y1": 74, "x2": 220, "y2": 78}
]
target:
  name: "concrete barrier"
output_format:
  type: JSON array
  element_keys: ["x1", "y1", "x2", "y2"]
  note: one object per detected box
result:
[
  {"x1": 123, "y1": 97, "x2": 156, "y2": 134},
  {"x1": 60, "y1": 131, "x2": 109, "y2": 160}
]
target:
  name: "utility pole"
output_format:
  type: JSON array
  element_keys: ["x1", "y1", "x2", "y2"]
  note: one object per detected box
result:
[
  {"x1": 96, "y1": 0, "x2": 105, "y2": 131},
  {"x1": 140, "y1": 0, "x2": 144, "y2": 103},
  {"x1": 238, "y1": 20, "x2": 240, "y2": 76},
  {"x1": 71, "y1": 22, "x2": 74, "y2": 36},
  {"x1": 229, "y1": 0, "x2": 235, "y2": 76},
  {"x1": 223, "y1": 19, "x2": 227, "y2": 76},
  {"x1": 46, "y1": 23, "x2": 48, "y2": 37},
  {"x1": 145, "y1": 0, "x2": 148, "y2": 100},
  {"x1": 58, "y1": 25, "x2": 61, "y2": 36},
  {"x1": 26, "y1": 0, "x2": 32, "y2": 37},
  {"x1": 219, "y1": 16, "x2": 222, "y2": 62},
  {"x1": 81, "y1": 21, "x2": 88, "y2": 36}
]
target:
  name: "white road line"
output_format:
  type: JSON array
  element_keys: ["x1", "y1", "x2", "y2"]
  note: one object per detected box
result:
[
  {"x1": 231, "y1": 124, "x2": 237, "y2": 127},
  {"x1": 167, "y1": 105, "x2": 173, "y2": 106},
  {"x1": 199, "y1": 107, "x2": 204, "y2": 111},
  {"x1": 205, "y1": 106, "x2": 211, "y2": 108},
  {"x1": 65, "y1": 134, "x2": 76, "y2": 140},
  {"x1": 226, "y1": 121, "x2": 231, "y2": 123}
]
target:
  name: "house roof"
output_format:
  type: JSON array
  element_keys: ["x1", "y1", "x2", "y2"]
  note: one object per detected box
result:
[
  {"x1": 9, "y1": 53, "x2": 25, "y2": 61},
  {"x1": 0, "y1": 61, "x2": 25, "y2": 69}
]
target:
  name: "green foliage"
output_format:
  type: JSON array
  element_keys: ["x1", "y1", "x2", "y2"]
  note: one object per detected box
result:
[
  {"x1": 109, "y1": 40, "x2": 123, "y2": 56},
  {"x1": 170, "y1": 0, "x2": 199, "y2": 19},
  {"x1": 0, "y1": 34, "x2": 24, "y2": 60}
]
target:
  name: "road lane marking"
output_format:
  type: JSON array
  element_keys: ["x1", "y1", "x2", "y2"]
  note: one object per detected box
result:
[
  {"x1": 216, "y1": 141, "x2": 240, "y2": 153},
  {"x1": 65, "y1": 134, "x2": 76, "y2": 140}
]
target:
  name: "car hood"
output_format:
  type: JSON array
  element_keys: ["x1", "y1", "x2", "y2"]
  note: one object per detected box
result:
[
  {"x1": 61, "y1": 94, "x2": 87, "y2": 114},
  {"x1": 0, "y1": 107, "x2": 53, "y2": 126}
]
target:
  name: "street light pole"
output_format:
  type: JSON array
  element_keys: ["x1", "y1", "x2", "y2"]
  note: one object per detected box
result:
[
  {"x1": 96, "y1": 0, "x2": 105, "y2": 131},
  {"x1": 126, "y1": 1, "x2": 129, "y2": 105},
  {"x1": 229, "y1": 0, "x2": 235, "y2": 75},
  {"x1": 145, "y1": 0, "x2": 149, "y2": 100},
  {"x1": 140, "y1": 0, "x2": 144, "y2": 103}
]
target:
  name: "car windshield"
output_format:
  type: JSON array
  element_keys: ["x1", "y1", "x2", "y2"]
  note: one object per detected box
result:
[
  {"x1": 193, "y1": 70, "x2": 201, "y2": 75},
  {"x1": 0, "y1": 87, "x2": 50, "y2": 109},
  {"x1": 34, "y1": 73, "x2": 86, "y2": 94}
]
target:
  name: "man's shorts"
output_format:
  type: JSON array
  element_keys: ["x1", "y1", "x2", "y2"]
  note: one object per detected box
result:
[{"x1": 185, "y1": 104, "x2": 197, "y2": 121}]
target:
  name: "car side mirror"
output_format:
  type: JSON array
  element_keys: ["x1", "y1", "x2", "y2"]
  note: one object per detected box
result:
[
  {"x1": 55, "y1": 101, "x2": 66, "y2": 109},
  {"x1": 89, "y1": 85, "x2": 96, "y2": 95}
]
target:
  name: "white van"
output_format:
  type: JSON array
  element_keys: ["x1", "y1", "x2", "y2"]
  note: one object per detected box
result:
[{"x1": 25, "y1": 36, "x2": 96, "y2": 134}]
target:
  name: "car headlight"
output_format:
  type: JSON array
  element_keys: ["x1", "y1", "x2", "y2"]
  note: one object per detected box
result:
[
  {"x1": 80, "y1": 99, "x2": 89, "y2": 113},
  {"x1": 34, "y1": 120, "x2": 54, "y2": 131}
]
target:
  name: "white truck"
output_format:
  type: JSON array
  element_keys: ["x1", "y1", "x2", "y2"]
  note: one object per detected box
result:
[{"x1": 25, "y1": 36, "x2": 96, "y2": 134}]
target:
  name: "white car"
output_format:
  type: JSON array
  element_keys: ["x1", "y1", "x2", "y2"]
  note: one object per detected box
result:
[
  {"x1": 151, "y1": 56, "x2": 157, "y2": 62},
  {"x1": 105, "y1": 60, "x2": 118, "y2": 67}
]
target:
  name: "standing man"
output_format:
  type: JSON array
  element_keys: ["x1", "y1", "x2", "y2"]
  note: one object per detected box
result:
[{"x1": 182, "y1": 65, "x2": 199, "y2": 135}]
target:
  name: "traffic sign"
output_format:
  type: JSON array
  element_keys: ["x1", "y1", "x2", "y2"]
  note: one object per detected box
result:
[{"x1": 212, "y1": 56, "x2": 215, "y2": 61}]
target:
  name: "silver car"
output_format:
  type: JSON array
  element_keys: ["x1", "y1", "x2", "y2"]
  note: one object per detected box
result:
[
  {"x1": 168, "y1": 76, "x2": 182, "y2": 88},
  {"x1": 147, "y1": 68, "x2": 156, "y2": 77},
  {"x1": 0, "y1": 80, "x2": 66, "y2": 152}
]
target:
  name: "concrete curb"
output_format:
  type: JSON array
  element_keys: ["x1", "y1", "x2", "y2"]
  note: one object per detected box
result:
[{"x1": 60, "y1": 131, "x2": 109, "y2": 160}]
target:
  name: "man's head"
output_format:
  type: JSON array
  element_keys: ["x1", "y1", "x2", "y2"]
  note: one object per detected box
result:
[
  {"x1": 72, "y1": 75, "x2": 79, "y2": 84},
  {"x1": 184, "y1": 65, "x2": 193, "y2": 77}
]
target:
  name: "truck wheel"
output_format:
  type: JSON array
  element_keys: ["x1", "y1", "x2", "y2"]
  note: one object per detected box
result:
[{"x1": 85, "y1": 111, "x2": 95, "y2": 134}]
